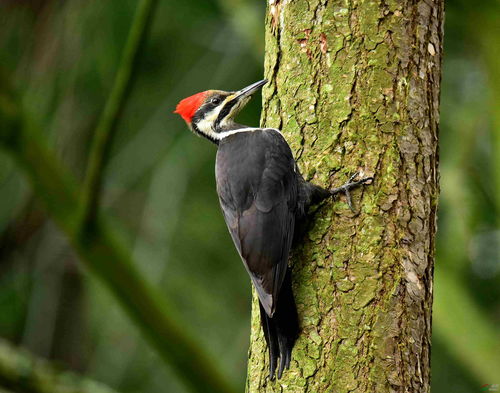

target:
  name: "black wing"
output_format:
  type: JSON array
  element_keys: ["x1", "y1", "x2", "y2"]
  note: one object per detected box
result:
[{"x1": 215, "y1": 129, "x2": 297, "y2": 317}]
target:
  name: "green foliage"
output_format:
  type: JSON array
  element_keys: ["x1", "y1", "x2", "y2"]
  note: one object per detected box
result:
[
  {"x1": 0, "y1": 338, "x2": 120, "y2": 393},
  {"x1": 0, "y1": 0, "x2": 498, "y2": 392}
]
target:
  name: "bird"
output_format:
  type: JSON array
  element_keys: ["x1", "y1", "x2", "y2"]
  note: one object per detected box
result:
[{"x1": 174, "y1": 79, "x2": 372, "y2": 380}]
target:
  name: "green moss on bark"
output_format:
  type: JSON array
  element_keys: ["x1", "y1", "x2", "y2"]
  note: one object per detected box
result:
[{"x1": 247, "y1": 1, "x2": 443, "y2": 392}]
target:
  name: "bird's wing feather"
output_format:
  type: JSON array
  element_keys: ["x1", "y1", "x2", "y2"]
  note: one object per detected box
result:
[{"x1": 216, "y1": 130, "x2": 297, "y2": 316}]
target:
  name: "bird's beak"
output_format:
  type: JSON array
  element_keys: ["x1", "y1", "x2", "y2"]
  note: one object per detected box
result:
[{"x1": 234, "y1": 79, "x2": 267, "y2": 101}]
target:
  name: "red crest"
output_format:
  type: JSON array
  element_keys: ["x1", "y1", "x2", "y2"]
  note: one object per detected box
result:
[{"x1": 174, "y1": 91, "x2": 209, "y2": 124}]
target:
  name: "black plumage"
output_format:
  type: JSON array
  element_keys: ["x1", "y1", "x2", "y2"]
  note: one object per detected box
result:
[
  {"x1": 175, "y1": 79, "x2": 372, "y2": 380},
  {"x1": 216, "y1": 128, "x2": 323, "y2": 378},
  {"x1": 216, "y1": 129, "x2": 295, "y2": 315}
]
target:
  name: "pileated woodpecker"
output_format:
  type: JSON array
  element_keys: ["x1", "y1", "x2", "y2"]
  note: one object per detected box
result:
[{"x1": 174, "y1": 79, "x2": 372, "y2": 379}]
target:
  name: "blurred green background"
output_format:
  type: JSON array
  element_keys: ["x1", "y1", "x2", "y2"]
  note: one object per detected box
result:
[{"x1": 0, "y1": 0, "x2": 498, "y2": 392}]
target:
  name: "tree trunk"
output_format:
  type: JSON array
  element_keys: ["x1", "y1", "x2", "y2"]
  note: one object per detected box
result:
[{"x1": 246, "y1": 1, "x2": 443, "y2": 392}]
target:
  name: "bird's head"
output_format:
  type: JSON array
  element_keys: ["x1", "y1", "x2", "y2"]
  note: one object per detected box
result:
[{"x1": 174, "y1": 79, "x2": 267, "y2": 143}]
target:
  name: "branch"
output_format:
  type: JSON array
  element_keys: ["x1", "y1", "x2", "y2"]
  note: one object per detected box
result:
[
  {"x1": 0, "y1": 338, "x2": 119, "y2": 393},
  {"x1": 82, "y1": 0, "x2": 157, "y2": 228},
  {"x1": 0, "y1": 76, "x2": 235, "y2": 393}
]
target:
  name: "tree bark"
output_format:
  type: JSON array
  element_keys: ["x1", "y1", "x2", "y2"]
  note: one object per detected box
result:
[{"x1": 246, "y1": 1, "x2": 443, "y2": 392}]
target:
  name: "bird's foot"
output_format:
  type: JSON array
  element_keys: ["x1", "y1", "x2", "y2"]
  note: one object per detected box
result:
[{"x1": 329, "y1": 172, "x2": 374, "y2": 212}]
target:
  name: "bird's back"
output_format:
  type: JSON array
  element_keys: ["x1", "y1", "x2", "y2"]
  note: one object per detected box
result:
[{"x1": 215, "y1": 128, "x2": 297, "y2": 316}]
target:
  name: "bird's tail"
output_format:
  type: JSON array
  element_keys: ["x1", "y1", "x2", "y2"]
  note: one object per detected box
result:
[{"x1": 259, "y1": 269, "x2": 299, "y2": 380}]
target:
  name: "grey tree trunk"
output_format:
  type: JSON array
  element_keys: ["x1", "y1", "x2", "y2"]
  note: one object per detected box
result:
[{"x1": 246, "y1": 1, "x2": 443, "y2": 392}]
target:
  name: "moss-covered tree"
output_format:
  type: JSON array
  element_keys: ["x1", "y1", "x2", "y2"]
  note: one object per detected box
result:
[{"x1": 246, "y1": 1, "x2": 443, "y2": 392}]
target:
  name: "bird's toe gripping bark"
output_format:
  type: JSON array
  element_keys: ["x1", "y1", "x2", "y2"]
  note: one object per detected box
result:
[{"x1": 329, "y1": 172, "x2": 374, "y2": 212}]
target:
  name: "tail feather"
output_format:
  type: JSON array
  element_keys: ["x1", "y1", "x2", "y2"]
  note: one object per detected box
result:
[
  {"x1": 259, "y1": 269, "x2": 299, "y2": 380},
  {"x1": 259, "y1": 303, "x2": 279, "y2": 378}
]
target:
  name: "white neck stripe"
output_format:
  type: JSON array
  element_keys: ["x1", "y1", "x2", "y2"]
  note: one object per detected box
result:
[{"x1": 216, "y1": 127, "x2": 281, "y2": 140}]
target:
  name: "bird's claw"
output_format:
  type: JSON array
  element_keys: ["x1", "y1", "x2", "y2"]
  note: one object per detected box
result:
[{"x1": 330, "y1": 172, "x2": 374, "y2": 212}]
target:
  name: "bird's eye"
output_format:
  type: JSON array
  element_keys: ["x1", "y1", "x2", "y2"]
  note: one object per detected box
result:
[{"x1": 211, "y1": 97, "x2": 221, "y2": 105}]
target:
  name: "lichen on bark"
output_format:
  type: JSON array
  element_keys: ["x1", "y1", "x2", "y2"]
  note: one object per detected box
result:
[{"x1": 246, "y1": 1, "x2": 443, "y2": 392}]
